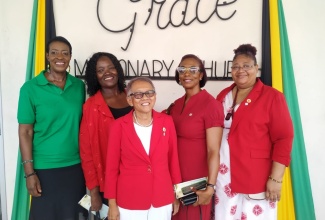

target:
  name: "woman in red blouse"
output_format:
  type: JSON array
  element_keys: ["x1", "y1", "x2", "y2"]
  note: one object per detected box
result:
[{"x1": 79, "y1": 52, "x2": 132, "y2": 212}]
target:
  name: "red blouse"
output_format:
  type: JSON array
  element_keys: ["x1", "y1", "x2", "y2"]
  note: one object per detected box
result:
[{"x1": 79, "y1": 91, "x2": 115, "y2": 191}]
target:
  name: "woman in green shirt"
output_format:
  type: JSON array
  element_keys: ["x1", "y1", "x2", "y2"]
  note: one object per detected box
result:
[{"x1": 17, "y1": 36, "x2": 87, "y2": 220}]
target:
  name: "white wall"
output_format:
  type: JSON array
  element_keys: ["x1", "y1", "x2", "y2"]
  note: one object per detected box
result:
[
  {"x1": 1, "y1": 0, "x2": 324, "y2": 219},
  {"x1": 0, "y1": 1, "x2": 34, "y2": 220}
]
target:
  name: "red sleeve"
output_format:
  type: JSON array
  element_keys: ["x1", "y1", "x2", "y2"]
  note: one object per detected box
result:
[
  {"x1": 79, "y1": 103, "x2": 99, "y2": 190},
  {"x1": 203, "y1": 99, "x2": 224, "y2": 129},
  {"x1": 167, "y1": 116, "x2": 182, "y2": 184},
  {"x1": 104, "y1": 120, "x2": 121, "y2": 199},
  {"x1": 269, "y1": 93, "x2": 294, "y2": 166}
]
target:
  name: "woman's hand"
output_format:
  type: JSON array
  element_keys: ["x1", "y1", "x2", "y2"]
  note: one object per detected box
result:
[
  {"x1": 108, "y1": 199, "x2": 120, "y2": 220},
  {"x1": 192, "y1": 186, "x2": 215, "y2": 206},
  {"x1": 266, "y1": 162, "x2": 286, "y2": 202},
  {"x1": 26, "y1": 174, "x2": 42, "y2": 197},
  {"x1": 90, "y1": 187, "x2": 102, "y2": 211},
  {"x1": 172, "y1": 198, "x2": 180, "y2": 215},
  {"x1": 266, "y1": 178, "x2": 282, "y2": 202}
]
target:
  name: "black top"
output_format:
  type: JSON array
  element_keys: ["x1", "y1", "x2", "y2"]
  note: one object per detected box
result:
[{"x1": 109, "y1": 106, "x2": 133, "y2": 119}]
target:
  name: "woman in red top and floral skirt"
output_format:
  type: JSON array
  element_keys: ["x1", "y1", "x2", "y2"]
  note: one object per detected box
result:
[{"x1": 214, "y1": 44, "x2": 293, "y2": 220}]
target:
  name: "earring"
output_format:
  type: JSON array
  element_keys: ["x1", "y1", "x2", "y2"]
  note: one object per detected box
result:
[
  {"x1": 67, "y1": 65, "x2": 70, "y2": 73},
  {"x1": 179, "y1": 81, "x2": 182, "y2": 85},
  {"x1": 47, "y1": 64, "x2": 50, "y2": 72}
]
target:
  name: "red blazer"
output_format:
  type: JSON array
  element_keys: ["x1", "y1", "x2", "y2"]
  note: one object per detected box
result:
[
  {"x1": 104, "y1": 110, "x2": 182, "y2": 209},
  {"x1": 79, "y1": 91, "x2": 115, "y2": 191},
  {"x1": 216, "y1": 79, "x2": 294, "y2": 193}
]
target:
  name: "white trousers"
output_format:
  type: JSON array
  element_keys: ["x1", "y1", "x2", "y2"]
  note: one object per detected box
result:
[{"x1": 119, "y1": 204, "x2": 172, "y2": 220}]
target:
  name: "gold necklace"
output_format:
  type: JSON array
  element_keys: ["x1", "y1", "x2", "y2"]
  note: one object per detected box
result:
[{"x1": 133, "y1": 111, "x2": 153, "y2": 127}]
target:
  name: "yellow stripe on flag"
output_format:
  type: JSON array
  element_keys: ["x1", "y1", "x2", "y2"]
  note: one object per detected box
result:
[
  {"x1": 278, "y1": 168, "x2": 296, "y2": 219},
  {"x1": 34, "y1": 0, "x2": 46, "y2": 76},
  {"x1": 270, "y1": 1, "x2": 296, "y2": 219},
  {"x1": 269, "y1": 0, "x2": 283, "y2": 92}
]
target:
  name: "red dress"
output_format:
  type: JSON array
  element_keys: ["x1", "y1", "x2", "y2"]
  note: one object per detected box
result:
[{"x1": 170, "y1": 90, "x2": 224, "y2": 220}]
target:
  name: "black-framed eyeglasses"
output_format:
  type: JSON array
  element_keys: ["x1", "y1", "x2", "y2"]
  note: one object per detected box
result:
[
  {"x1": 231, "y1": 64, "x2": 254, "y2": 72},
  {"x1": 129, "y1": 90, "x2": 156, "y2": 99},
  {"x1": 225, "y1": 112, "x2": 233, "y2": 121},
  {"x1": 176, "y1": 66, "x2": 201, "y2": 74}
]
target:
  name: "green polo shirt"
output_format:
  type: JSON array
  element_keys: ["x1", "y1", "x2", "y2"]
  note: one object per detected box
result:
[{"x1": 17, "y1": 70, "x2": 85, "y2": 169}]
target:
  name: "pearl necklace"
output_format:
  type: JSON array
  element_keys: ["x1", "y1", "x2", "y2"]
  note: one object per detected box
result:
[{"x1": 133, "y1": 111, "x2": 153, "y2": 127}]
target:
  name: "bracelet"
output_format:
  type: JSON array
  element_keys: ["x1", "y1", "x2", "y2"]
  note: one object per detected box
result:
[
  {"x1": 21, "y1": 160, "x2": 33, "y2": 165},
  {"x1": 268, "y1": 176, "x2": 282, "y2": 183},
  {"x1": 24, "y1": 171, "x2": 37, "y2": 178},
  {"x1": 206, "y1": 183, "x2": 216, "y2": 191}
]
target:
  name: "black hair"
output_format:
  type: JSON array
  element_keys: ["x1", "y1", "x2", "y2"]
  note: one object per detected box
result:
[
  {"x1": 175, "y1": 54, "x2": 207, "y2": 88},
  {"x1": 85, "y1": 52, "x2": 126, "y2": 96},
  {"x1": 233, "y1": 44, "x2": 257, "y2": 64},
  {"x1": 46, "y1": 36, "x2": 72, "y2": 54}
]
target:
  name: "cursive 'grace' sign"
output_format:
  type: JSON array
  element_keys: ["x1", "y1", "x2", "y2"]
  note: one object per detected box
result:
[{"x1": 97, "y1": 0, "x2": 238, "y2": 51}]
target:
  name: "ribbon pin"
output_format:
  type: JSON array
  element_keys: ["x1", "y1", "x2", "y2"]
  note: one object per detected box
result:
[{"x1": 163, "y1": 127, "x2": 166, "y2": 136}]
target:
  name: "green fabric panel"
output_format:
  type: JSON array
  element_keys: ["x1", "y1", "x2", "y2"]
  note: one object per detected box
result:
[
  {"x1": 278, "y1": 1, "x2": 316, "y2": 219},
  {"x1": 11, "y1": 152, "x2": 30, "y2": 220},
  {"x1": 11, "y1": 0, "x2": 37, "y2": 219},
  {"x1": 25, "y1": 0, "x2": 38, "y2": 81}
]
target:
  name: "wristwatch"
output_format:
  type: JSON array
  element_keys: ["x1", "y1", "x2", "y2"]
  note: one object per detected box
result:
[{"x1": 206, "y1": 183, "x2": 216, "y2": 191}]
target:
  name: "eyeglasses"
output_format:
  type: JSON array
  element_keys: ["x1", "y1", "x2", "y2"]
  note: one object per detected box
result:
[
  {"x1": 129, "y1": 90, "x2": 156, "y2": 99},
  {"x1": 231, "y1": 64, "x2": 255, "y2": 72},
  {"x1": 176, "y1": 66, "x2": 201, "y2": 74},
  {"x1": 225, "y1": 112, "x2": 233, "y2": 121}
]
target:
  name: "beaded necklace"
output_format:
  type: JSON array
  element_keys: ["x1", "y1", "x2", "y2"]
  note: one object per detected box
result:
[{"x1": 133, "y1": 111, "x2": 153, "y2": 127}]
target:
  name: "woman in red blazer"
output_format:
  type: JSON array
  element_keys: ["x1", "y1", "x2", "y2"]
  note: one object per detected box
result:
[
  {"x1": 105, "y1": 77, "x2": 182, "y2": 220},
  {"x1": 214, "y1": 44, "x2": 294, "y2": 220},
  {"x1": 79, "y1": 52, "x2": 132, "y2": 212}
]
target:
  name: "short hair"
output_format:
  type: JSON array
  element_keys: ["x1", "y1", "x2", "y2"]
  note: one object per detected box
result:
[
  {"x1": 233, "y1": 44, "x2": 257, "y2": 64},
  {"x1": 126, "y1": 77, "x2": 155, "y2": 96},
  {"x1": 175, "y1": 54, "x2": 207, "y2": 88},
  {"x1": 85, "y1": 52, "x2": 126, "y2": 96},
  {"x1": 46, "y1": 36, "x2": 72, "y2": 54}
]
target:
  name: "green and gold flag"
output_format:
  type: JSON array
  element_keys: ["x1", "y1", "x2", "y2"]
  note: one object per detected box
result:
[
  {"x1": 261, "y1": 0, "x2": 316, "y2": 219},
  {"x1": 11, "y1": 0, "x2": 55, "y2": 219}
]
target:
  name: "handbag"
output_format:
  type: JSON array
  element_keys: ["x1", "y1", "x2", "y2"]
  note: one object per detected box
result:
[
  {"x1": 174, "y1": 177, "x2": 207, "y2": 206},
  {"x1": 179, "y1": 181, "x2": 207, "y2": 206},
  {"x1": 180, "y1": 192, "x2": 199, "y2": 206}
]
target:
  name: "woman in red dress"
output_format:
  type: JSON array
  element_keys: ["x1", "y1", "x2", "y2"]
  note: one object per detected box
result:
[{"x1": 169, "y1": 54, "x2": 224, "y2": 220}]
